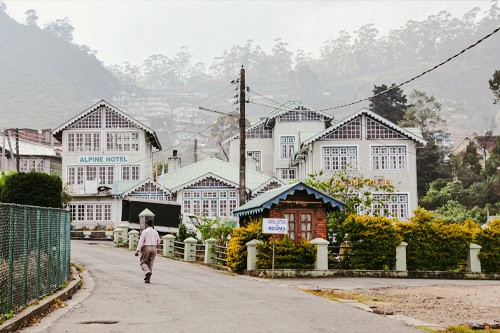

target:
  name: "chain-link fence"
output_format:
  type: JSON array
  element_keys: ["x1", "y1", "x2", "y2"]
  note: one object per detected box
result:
[{"x1": 0, "y1": 203, "x2": 71, "y2": 316}]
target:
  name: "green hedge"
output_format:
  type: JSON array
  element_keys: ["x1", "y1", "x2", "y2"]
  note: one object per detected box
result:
[
  {"x1": 475, "y1": 219, "x2": 500, "y2": 273},
  {"x1": 0, "y1": 171, "x2": 62, "y2": 208},
  {"x1": 340, "y1": 215, "x2": 402, "y2": 270},
  {"x1": 397, "y1": 208, "x2": 473, "y2": 271},
  {"x1": 257, "y1": 237, "x2": 316, "y2": 269},
  {"x1": 226, "y1": 220, "x2": 265, "y2": 272}
]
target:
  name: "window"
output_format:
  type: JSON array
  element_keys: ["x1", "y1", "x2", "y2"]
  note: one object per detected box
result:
[
  {"x1": 300, "y1": 213, "x2": 312, "y2": 241},
  {"x1": 183, "y1": 200, "x2": 191, "y2": 214},
  {"x1": 20, "y1": 158, "x2": 44, "y2": 172},
  {"x1": 220, "y1": 200, "x2": 227, "y2": 217},
  {"x1": 95, "y1": 205, "x2": 103, "y2": 221},
  {"x1": 284, "y1": 213, "x2": 295, "y2": 240},
  {"x1": 106, "y1": 132, "x2": 140, "y2": 152},
  {"x1": 104, "y1": 204, "x2": 111, "y2": 221},
  {"x1": 77, "y1": 204, "x2": 85, "y2": 221},
  {"x1": 322, "y1": 146, "x2": 357, "y2": 170},
  {"x1": 87, "y1": 205, "x2": 94, "y2": 221},
  {"x1": 105, "y1": 110, "x2": 134, "y2": 128},
  {"x1": 86, "y1": 166, "x2": 97, "y2": 181},
  {"x1": 323, "y1": 117, "x2": 361, "y2": 140},
  {"x1": 366, "y1": 118, "x2": 405, "y2": 139},
  {"x1": 229, "y1": 199, "x2": 237, "y2": 216},
  {"x1": 371, "y1": 146, "x2": 407, "y2": 171},
  {"x1": 67, "y1": 132, "x2": 100, "y2": 152},
  {"x1": 246, "y1": 151, "x2": 262, "y2": 172},
  {"x1": 280, "y1": 136, "x2": 295, "y2": 159},
  {"x1": 278, "y1": 110, "x2": 322, "y2": 122},
  {"x1": 76, "y1": 167, "x2": 84, "y2": 185},
  {"x1": 246, "y1": 123, "x2": 273, "y2": 139},
  {"x1": 280, "y1": 168, "x2": 296, "y2": 180},
  {"x1": 372, "y1": 194, "x2": 408, "y2": 219},
  {"x1": 68, "y1": 167, "x2": 75, "y2": 185}
]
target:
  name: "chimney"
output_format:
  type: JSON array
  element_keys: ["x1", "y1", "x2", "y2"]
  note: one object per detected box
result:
[{"x1": 167, "y1": 150, "x2": 181, "y2": 172}]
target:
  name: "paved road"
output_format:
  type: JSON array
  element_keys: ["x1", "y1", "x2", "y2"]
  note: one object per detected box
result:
[{"x1": 27, "y1": 241, "x2": 429, "y2": 333}]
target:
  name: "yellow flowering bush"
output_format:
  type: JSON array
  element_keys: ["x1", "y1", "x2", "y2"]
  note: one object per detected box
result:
[
  {"x1": 226, "y1": 220, "x2": 265, "y2": 272},
  {"x1": 474, "y1": 219, "x2": 500, "y2": 273}
]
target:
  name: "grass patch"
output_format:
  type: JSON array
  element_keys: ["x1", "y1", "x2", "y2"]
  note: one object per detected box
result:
[
  {"x1": 443, "y1": 326, "x2": 500, "y2": 333},
  {"x1": 71, "y1": 263, "x2": 86, "y2": 272}
]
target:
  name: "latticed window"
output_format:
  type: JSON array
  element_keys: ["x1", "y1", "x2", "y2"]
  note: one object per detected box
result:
[
  {"x1": 322, "y1": 146, "x2": 357, "y2": 170},
  {"x1": 371, "y1": 146, "x2": 407, "y2": 171},
  {"x1": 192, "y1": 177, "x2": 230, "y2": 188},
  {"x1": 278, "y1": 110, "x2": 322, "y2": 122},
  {"x1": 280, "y1": 168, "x2": 296, "y2": 180},
  {"x1": 300, "y1": 213, "x2": 312, "y2": 240},
  {"x1": 70, "y1": 110, "x2": 102, "y2": 129},
  {"x1": 86, "y1": 166, "x2": 96, "y2": 181},
  {"x1": 372, "y1": 194, "x2": 408, "y2": 219},
  {"x1": 246, "y1": 123, "x2": 273, "y2": 139},
  {"x1": 68, "y1": 133, "x2": 75, "y2": 152},
  {"x1": 285, "y1": 213, "x2": 295, "y2": 240},
  {"x1": 104, "y1": 204, "x2": 112, "y2": 221},
  {"x1": 105, "y1": 110, "x2": 134, "y2": 128},
  {"x1": 106, "y1": 132, "x2": 140, "y2": 152},
  {"x1": 246, "y1": 151, "x2": 262, "y2": 172},
  {"x1": 68, "y1": 132, "x2": 100, "y2": 152},
  {"x1": 20, "y1": 158, "x2": 44, "y2": 172},
  {"x1": 323, "y1": 117, "x2": 361, "y2": 140},
  {"x1": 280, "y1": 136, "x2": 295, "y2": 159},
  {"x1": 87, "y1": 205, "x2": 94, "y2": 221},
  {"x1": 366, "y1": 118, "x2": 405, "y2": 139}
]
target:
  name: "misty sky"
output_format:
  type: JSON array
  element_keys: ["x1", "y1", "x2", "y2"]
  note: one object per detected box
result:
[{"x1": 4, "y1": 1, "x2": 492, "y2": 66}]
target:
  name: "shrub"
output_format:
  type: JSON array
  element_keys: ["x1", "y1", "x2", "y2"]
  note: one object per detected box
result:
[
  {"x1": 474, "y1": 219, "x2": 500, "y2": 273},
  {"x1": 176, "y1": 223, "x2": 197, "y2": 242},
  {"x1": 1, "y1": 171, "x2": 62, "y2": 208},
  {"x1": 397, "y1": 208, "x2": 474, "y2": 271},
  {"x1": 197, "y1": 216, "x2": 235, "y2": 246},
  {"x1": 340, "y1": 215, "x2": 402, "y2": 270},
  {"x1": 226, "y1": 220, "x2": 265, "y2": 272},
  {"x1": 256, "y1": 236, "x2": 316, "y2": 269}
]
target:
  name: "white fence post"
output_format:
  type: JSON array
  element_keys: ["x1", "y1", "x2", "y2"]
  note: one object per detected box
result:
[
  {"x1": 394, "y1": 241, "x2": 408, "y2": 271},
  {"x1": 310, "y1": 238, "x2": 329, "y2": 270},
  {"x1": 128, "y1": 230, "x2": 139, "y2": 250},
  {"x1": 162, "y1": 234, "x2": 175, "y2": 258},
  {"x1": 204, "y1": 238, "x2": 217, "y2": 264},
  {"x1": 465, "y1": 243, "x2": 482, "y2": 273},
  {"x1": 245, "y1": 239, "x2": 263, "y2": 271},
  {"x1": 117, "y1": 223, "x2": 129, "y2": 244},
  {"x1": 113, "y1": 227, "x2": 123, "y2": 244},
  {"x1": 184, "y1": 237, "x2": 198, "y2": 262}
]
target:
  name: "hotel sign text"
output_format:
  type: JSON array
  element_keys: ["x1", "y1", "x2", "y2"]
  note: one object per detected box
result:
[{"x1": 79, "y1": 156, "x2": 129, "y2": 163}]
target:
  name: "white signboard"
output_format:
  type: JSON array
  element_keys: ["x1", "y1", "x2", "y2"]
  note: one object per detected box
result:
[{"x1": 262, "y1": 218, "x2": 289, "y2": 234}]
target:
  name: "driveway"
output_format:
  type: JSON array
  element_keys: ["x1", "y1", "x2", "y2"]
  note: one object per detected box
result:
[{"x1": 25, "y1": 240, "x2": 426, "y2": 333}]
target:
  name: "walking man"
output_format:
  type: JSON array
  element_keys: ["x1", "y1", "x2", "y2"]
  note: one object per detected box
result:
[{"x1": 135, "y1": 220, "x2": 160, "y2": 283}]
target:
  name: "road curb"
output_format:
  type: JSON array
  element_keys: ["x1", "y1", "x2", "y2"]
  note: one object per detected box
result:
[{"x1": 0, "y1": 267, "x2": 83, "y2": 333}]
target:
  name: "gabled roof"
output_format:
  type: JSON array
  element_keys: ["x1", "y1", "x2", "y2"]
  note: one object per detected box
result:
[
  {"x1": 221, "y1": 100, "x2": 333, "y2": 144},
  {"x1": 51, "y1": 99, "x2": 162, "y2": 150},
  {"x1": 233, "y1": 181, "x2": 344, "y2": 217},
  {"x1": 0, "y1": 134, "x2": 58, "y2": 157},
  {"x1": 159, "y1": 157, "x2": 285, "y2": 193},
  {"x1": 302, "y1": 108, "x2": 427, "y2": 146},
  {"x1": 112, "y1": 178, "x2": 170, "y2": 197}
]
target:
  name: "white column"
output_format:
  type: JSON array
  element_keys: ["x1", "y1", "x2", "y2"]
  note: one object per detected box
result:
[
  {"x1": 204, "y1": 238, "x2": 216, "y2": 264},
  {"x1": 394, "y1": 241, "x2": 408, "y2": 272},
  {"x1": 310, "y1": 238, "x2": 329, "y2": 270},
  {"x1": 465, "y1": 243, "x2": 482, "y2": 273},
  {"x1": 184, "y1": 237, "x2": 198, "y2": 262},
  {"x1": 245, "y1": 239, "x2": 263, "y2": 271},
  {"x1": 162, "y1": 234, "x2": 176, "y2": 258}
]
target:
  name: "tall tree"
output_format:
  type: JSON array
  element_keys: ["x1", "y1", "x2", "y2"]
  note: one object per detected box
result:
[
  {"x1": 369, "y1": 84, "x2": 407, "y2": 124},
  {"x1": 416, "y1": 141, "x2": 452, "y2": 198},
  {"x1": 489, "y1": 70, "x2": 500, "y2": 104},
  {"x1": 485, "y1": 136, "x2": 500, "y2": 177},
  {"x1": 457, "y1": 142, "x2": 483, "y2": 188},
  {"x1": 43, "y1": 17, "x2": 74, "y2": 42},
  {"x1": 24, "y1": 9, "x2": 38, "y2": 27},
  {"x1": 399, "y1": 90, "x2": 446, "y2": 137}
]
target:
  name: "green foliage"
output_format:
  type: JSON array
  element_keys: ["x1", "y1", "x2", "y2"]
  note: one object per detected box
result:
[
  {"x1": 176, "y1": 223, "x2": 197, "y2": 242},
  {"x1": 369, "y1": 83, "x2": 407, "y2": 124},
  {"x1": 489, "y1": 70, "x2": 500, "y2": 104},
  {"x1": 397, "y1": 208, "x2": 474, "y2": 271},
  {"x1": 226, "y1": 220, "x2": 265, "y2": 272},
  {"x1": 339, "y1": 215, "x2": 402, "y2": 270},
  {"x1": 416, "y1": 141, "x2": 452, "y2": 198},
  {"x1": 485, "y1": 137, "x2": 500, "y2": 177},
  {"x1": 474, "y1": 219, "x2": 500, "y2": 273},
  {"x1": 399, "y1": 90, "x2": 446, "y2": 137},
  {"x1": 256, "y1": 236, "x2": 316, "y2": 269},
  {"x1": 306, "y1": 169, "x2": 393, "y2": 244},
  {"x1": 197, "y1": 216, "x2": 235, "y2": 246},
  {"x1": 0, "y1": 171, "x2": 62, "y2": 208},
  {"x1": 457, "y1": 142, "x2": 483, "y2": 188}
]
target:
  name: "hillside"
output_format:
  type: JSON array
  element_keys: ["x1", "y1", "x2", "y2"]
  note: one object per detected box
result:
[{"x1": 0, "y1": 10, "x2": 123, "y2": 129}]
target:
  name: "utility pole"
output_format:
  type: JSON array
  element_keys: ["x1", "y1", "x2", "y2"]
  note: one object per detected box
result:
[
  {"x1": 15, "y1": 128, "x2": 20, "y2": 172},
  {"x1": 194, "y1": 138, "x2": 198, "y2": 163},
  {"x1": 239, "y1": 66, "x2": 246, "y2": 206},
  {"x1": 1, "y1": 129, "x2": 5, "y2": 172}
]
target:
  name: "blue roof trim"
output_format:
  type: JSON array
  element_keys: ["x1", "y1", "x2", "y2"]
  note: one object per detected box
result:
[{"x1": 233, "y1": 182, "x2": 344, "y2": 217}]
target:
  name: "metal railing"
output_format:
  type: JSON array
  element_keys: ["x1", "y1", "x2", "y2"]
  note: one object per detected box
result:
[
  {"x1": 0, "y1": 203, "x2": 71, "y2": 316},
  {"x1": 173, "y1": 240, "x2": 185, "y2": 259},
  {"x1": 213, "y1": 244, "x2": 227, "y2": 265}
]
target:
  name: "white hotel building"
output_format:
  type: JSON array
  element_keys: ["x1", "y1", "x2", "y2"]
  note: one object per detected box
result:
[{"x1": 52, "y1": 100, "x2": 164, "y2": 228}]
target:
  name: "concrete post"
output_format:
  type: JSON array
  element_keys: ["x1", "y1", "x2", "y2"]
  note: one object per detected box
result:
[
  {"x1": 204, "y1": 238, "x2": 217, "y2": 264},
  {"x1": 162, "y1": 234, "x2": 175, "y2": 257},
  {"x1": 128, "y1": 230, "x2": 139, "y2": 250},
  {"x1": 310, "y1": 238, "x2": 330, "y2": 270},
  {"x1": 394, "y1": 241, "x2": 408, "y2": 272},
  {"x1": 465, "y1": 243, "x2": 482, "y2": 273},
  {"x1": 117, "y1": 223, "x2": 129, "y2": 244},
  {"x1": 245, "y1": 239, "x2": 263, "y2": 271},
  {"x1": 113, "y1": 227, "x2": 123, "y2": 245},
  {"x1": 184, "y1": 237, "x2": 198, "y2": 262}
]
